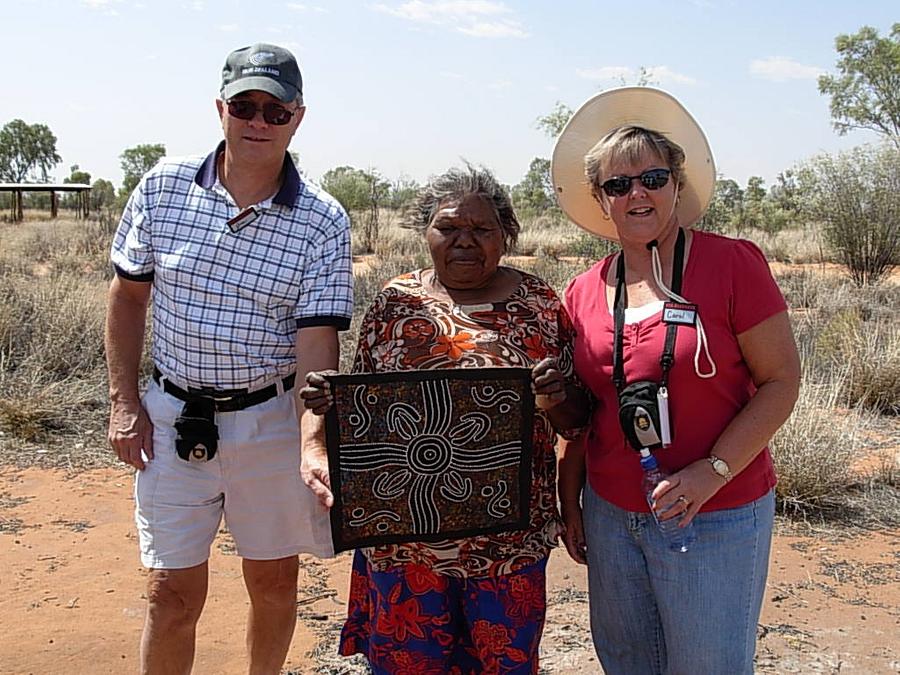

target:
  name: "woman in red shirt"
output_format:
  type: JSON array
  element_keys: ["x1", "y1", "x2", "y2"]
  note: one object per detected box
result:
[{"x1": 552, "y1": 88, "x2": 800, "y2": 674}]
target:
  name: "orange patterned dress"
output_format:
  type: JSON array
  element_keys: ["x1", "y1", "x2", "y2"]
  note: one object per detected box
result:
[{"x1": 350, "y1": 267, "x2": 581, "y2": 577}]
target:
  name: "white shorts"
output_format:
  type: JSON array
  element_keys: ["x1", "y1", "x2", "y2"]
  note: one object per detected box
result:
[{"x1": 135, "y1": 380, "x2": 334, "y2": 569}]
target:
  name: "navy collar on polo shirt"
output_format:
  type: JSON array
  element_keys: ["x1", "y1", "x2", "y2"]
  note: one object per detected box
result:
[{"x1": 194, "y1": 140, "x2": 299, "y2": 207}]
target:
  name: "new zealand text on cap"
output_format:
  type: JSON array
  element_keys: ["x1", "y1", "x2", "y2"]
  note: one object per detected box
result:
[{"x1": 221, "y1": 43, "x2": 303, "y2": 104}]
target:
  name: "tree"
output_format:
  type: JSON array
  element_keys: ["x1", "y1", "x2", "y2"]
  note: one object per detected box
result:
[
  {"x1": 0, "y1": 119, "x2": 62, "y2": 182},
  {"x1": 91, "y1": 178, "x2": 116, "y2": 212},
  {"x1": 320, "y1": 166, "x2": 373, "y2": 213},
  {"x1": 536, "y1": 102, "x2": 574, "y2": 139},
  {"x1": 697, "y1": 177, "x2": 744, "y2": 233},
  {"x1": 769, "y1": 170, "x2": 801, "y2": 216},
  {"x1": 511, "y1": 157, "x2": 557, "y2": 217},
  {"x1": 799, "y1": 143, "x2": 900, "y2": 285},
  {"x1": 388, "y1": 175, "x2": 420, "y2": 210},
  {"x1": 320, "y1": 166, "x2": 390, "y2": 252},
  {"x1": 818, "y1": 24, "x2": 900, "y2": 149},
  {"x1": 119, "y1": 143, "x2": 166, "y2": 197},
  {"x1": 63, "y1": 164, "x2": 92, "y2": 214},
  {"x1": 742, "y1": 176, "x2": 767, "y2": 230},
  {"x1": 64, "y1": 164, "x2": 91, "y2": 186}
]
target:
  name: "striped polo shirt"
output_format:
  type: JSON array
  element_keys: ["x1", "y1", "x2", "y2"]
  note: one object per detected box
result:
[{"x1": 111, "y1": 142, "x2": 353, "y2": 390}]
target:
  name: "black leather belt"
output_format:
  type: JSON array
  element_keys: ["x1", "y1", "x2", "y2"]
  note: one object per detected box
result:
[{"x1": 152, "y1": 367, "x2": 296, "y2": 412}]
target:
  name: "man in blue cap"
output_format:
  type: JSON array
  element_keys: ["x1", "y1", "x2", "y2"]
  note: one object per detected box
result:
[{"x1": 106, "y1": 42, "x2": 352, "y2": 673}]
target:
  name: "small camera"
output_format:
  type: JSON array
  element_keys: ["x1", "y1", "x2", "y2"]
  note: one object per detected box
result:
[
  {"x1": 180, "y1": 442, "x2": 214, "y2": 463},
  {"x1": 174, "y1": 399, "x2": 219, "y2": 462}
]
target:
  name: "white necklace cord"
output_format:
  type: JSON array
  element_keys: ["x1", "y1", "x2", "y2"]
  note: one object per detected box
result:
[{"x1": 650, "y1": 245, "x2": 717, "y2": 379}]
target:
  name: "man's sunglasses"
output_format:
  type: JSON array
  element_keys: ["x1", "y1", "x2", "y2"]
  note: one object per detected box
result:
[
  {"x1": 600, "y1": 168, "x2": 671, "y2": 197},
  {"x1": 226, "y1": 99, "x2": 298, "y2": 126}
]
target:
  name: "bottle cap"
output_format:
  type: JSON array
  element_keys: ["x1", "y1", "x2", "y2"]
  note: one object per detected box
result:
[{"x1": 640, "y1": 452, "x2": 658, "y2": 470}]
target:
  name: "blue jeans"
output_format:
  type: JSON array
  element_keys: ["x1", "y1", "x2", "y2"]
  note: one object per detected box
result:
[{"x1": 583, "y1": 485, "x2": 775, "y2": 675}]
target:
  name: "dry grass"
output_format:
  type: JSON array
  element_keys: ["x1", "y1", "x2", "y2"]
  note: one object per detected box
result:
[
  {"x1": 515, "y1": 214, "x2": 583, "y2": 258},
  {"x1": 0, "y1": 213, "x2": 116, "y2": 278},
  {"x1": 0, "y1": 273, "x2": 107, "y2": 377},
  {"x1": 0, "y1": 216, "x2": 116, "y2": 465},
  {"x1": 0, "y1": 269, "x2": 110, "y2": 460},
  {"x1": 772, "y1": 365, "x2": 868, "y2": 512},
  {"x1": 738, "y1": 224, "x2": 829, "y2": 264},
  {"x1": 1, "y1": 216, "x2": 898, "y2": 521}
]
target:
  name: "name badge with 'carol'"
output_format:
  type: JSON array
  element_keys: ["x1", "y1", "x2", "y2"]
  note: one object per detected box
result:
[{"x1": 663, "y1": 302, "x2": 698, "y2": 326}]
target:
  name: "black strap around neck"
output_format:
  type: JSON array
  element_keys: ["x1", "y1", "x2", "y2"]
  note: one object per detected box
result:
[{"x1": 612, "y1": 228, "x2": 685, "y2": 393}]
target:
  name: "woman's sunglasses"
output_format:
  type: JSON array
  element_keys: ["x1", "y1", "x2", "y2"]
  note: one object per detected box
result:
[
  {"x1": 226, "y1": 99, "x2": 298, "y2": 126},
  {"x1": 600, "y1": 168, "x2": 671, "y2": 197}
]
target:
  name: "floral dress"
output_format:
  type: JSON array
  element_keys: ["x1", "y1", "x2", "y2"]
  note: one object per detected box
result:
[
  {"x1": 352, "y1": 268, "x2": 579, "y2": 577},
  {"x1": 339, "y1": 268, "x2": 582, "y2": 672}
]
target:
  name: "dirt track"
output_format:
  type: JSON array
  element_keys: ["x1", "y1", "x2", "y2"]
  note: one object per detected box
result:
[{"x1": 1, "y1": 466, "x2": 898, "y2": 674}]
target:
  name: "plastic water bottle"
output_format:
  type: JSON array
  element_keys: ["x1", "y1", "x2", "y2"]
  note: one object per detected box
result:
[{"x1": 640, "y1": 450, "x2": 695, "y2": 553}]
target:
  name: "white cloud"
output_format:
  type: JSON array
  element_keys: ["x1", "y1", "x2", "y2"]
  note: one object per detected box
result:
[
  {"x1": 217, "y1": 24, "x2": 238, "y2": 32},
  {"x1": 286, "y1": 2, "x2": 327, "y2": 11},
  {"x1": 373, "y1": 1, "x2": 528, "y2": 38},
  {"x1": 750, "y1": 57, "x2": 824, "y2": 82},
  {"x1": 646, "y1": 66, "x2": 698, "y2": 85},
  {"x1": 576, "y1": 65, "x2": 697, "y2": 86}
]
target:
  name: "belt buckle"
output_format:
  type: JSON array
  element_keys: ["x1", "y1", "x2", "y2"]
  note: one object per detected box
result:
[{"x1": 188, "y1": 386, "x2": 237, "y2": 402}]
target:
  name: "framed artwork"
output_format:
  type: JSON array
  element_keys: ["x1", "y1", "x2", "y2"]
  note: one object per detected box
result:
[{"x1": 324, "y1": 368, "x2": 535, "y2": 552}]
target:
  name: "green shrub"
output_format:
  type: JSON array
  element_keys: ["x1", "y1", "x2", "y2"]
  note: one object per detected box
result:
[
  {"x1": 568, "y1": 232, "x2": 616, "y2": 261},
  {"x1": 799, "y1": 144, "x2": 900, "y2": 285}
]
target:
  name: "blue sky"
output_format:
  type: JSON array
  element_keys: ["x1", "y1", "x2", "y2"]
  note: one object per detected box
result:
[{"x1": 2, "y1": 1, "x2": 895, "y2": 191}]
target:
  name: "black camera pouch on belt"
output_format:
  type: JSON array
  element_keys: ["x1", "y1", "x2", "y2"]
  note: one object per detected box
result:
[{"x1": 174, "y1": 398, "x2": 219, "y2": 462}]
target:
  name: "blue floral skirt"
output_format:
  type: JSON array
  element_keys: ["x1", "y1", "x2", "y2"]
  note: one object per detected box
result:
[{"x1": 339, "y1": 550, "x2": 548, "y2": 674}]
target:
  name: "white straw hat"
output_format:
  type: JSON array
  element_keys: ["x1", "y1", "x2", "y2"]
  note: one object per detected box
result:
[{"x1": 551, "y1": 87, "x2": 716, "y2": 241}]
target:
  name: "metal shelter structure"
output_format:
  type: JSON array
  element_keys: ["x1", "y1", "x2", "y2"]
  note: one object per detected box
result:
[{"x1": 0, "y1": 183, "x2": 92, "y2": 222}]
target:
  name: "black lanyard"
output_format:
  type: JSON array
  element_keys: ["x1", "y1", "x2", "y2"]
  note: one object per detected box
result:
[{"x1": 612, "y1": 228, "x2": 685, "y2": 393}]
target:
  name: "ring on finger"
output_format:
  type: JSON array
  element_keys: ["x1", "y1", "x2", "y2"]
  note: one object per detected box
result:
[{"x1": 677, "y1": 495, "x2": 690, "y2": 507}]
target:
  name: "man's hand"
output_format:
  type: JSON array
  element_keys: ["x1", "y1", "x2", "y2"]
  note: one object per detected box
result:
[
  {"x1": 108, "y1": 400, "x2": 154, "y2": 470},
  {"x1": 301, "y1": 445, "x2": 333, "y2": 508},
  {"x1": 299, "y1": 370, "x2": 337, "y2": 416},
  {"x1": 296, "y1": 327, "x2": 340, "y2": 509}
]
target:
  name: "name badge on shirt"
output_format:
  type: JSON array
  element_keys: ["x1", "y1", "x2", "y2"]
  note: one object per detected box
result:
[
  {"x1": 227, "y1": 206, "x2": 259, "y2": 233},
  {"x1": 662, "y1": 302, "x2": 698, "y2": 326}
]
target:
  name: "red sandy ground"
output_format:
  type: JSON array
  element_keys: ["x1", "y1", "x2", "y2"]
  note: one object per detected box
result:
[{"x1": 1, "y1": 467, "x2": 898, "y2": 674}]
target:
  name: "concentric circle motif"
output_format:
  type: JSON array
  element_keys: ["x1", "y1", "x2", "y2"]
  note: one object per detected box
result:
[{"x1": 406, "y1": 435, "x2": 453, "y2": 475}]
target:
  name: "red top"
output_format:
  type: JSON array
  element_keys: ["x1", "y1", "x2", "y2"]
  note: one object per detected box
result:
[{"x1": 564, "y1": 231, "x2": 787, "y2": 512}]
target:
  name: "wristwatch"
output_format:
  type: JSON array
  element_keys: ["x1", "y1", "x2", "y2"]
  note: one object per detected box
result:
[{"x1": 708, "y1": 455, "x2": 733, "y2": 482}]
